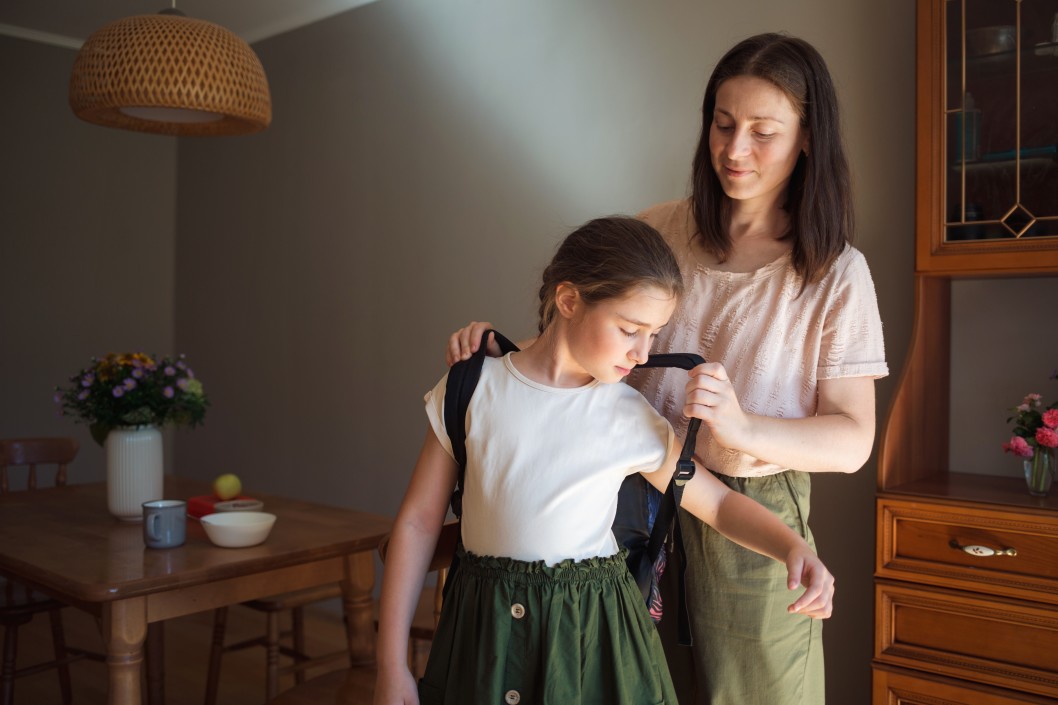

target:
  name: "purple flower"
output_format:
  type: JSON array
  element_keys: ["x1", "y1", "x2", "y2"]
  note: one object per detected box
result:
[
  {"x1": 53, "y1": 392, "x2": 62, "y2": 404},
  {"x1": 176, "y1": 378, "x2": 190, "y2": 391},
  {"x1": 77, "y1": 390, "x2": 90, "y2": 401},
  {"x1": 112, "y1": 387, "x2": 125, "y2": 398},
  {"x1": 163, "y1": 386, "x2": 175, "y2": 399},
  {"x1": 164, "y1": 366, "x2": 177, "y2": 376},
  {"x1": 81, "y1": 374, "x2": 94, "y2": 387},
  {"x1": 186, "y1": 369, "x2": 195, "y2": 378},
  {"x1": 123, "y1": 378, "x2": 137, "y2": 391},
  {"x1": 176, "y1": 361, "x2": 187, "y2": 370},
  {"x1": 132, "y1": 368, "x2": 145, "y2": 379}
]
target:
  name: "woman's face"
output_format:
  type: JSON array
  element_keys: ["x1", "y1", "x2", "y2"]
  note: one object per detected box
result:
[{"x1": 709, "y1": 75, "x2": 808, "y2": 210}]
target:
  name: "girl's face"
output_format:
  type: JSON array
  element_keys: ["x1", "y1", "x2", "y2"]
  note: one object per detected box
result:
[
  {"x1": 565, "y1": 285, "x2": 677, "y2": 385},
  {"x1": 709, "y1": 75, "x2": 808, "y2": 209}
]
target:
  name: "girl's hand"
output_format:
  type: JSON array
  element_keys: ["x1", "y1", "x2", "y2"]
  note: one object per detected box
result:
[
  {"x1": 373, "y1": 663, "x2": 420, "y2": 705},
  {"x1": 784, "y1": 549, "x2": 835, "y2": 619},
  {"x1": 446, "y1": 321, "x2": 496, "y2": 366},
  {"x1": 683, "y1": 362, "x2": 751, "y2": 450}
]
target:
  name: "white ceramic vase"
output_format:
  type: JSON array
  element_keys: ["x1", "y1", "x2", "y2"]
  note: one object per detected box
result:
[{"x1": 105, "y1": 425, "x2": 164, "y2": 522}]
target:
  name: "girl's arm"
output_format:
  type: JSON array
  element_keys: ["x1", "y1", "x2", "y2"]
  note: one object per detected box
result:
[
  {"x1": 374, "y1": 428, "x2": 458, "y2": 705},
  {"x1": 641, "y1": 447, "x2": 835, "y2": 619},
  {"x1": 684, "y1": 361, "x2": 876, "y2": 474}
]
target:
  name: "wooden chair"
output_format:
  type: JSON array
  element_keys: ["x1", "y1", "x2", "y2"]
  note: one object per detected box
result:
[
  {"x1": 263, "y1": 521, "x2": 460, "y2": 705},
  {"x1": 0, "y1": 437, "x2": 98, "y2": 705},
  {"x1": 203, "y1": 580, "x2": 348, "y2": 703}
]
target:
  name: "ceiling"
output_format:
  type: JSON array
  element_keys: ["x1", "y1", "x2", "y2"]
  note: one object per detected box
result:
[{"x1": 0, "y1": 0, "x2": 379, "y2": 48}]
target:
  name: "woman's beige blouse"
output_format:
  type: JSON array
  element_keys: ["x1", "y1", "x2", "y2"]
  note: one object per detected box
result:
[{"x1": 629, "y1": 199, "x2": 889, "y2": 478}]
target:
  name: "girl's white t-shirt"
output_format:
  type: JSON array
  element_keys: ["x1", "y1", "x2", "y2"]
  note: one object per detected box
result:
[{"x1": 425, "y1": 353, "x2": 675, "y2": 566}]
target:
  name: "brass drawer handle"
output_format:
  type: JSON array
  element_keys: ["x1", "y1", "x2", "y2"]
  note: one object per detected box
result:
[{"x1": 949, "y1": 539, "x2": 1017, "y2": 557}]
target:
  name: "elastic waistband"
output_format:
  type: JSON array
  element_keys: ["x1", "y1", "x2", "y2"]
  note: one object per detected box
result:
[{"x1": 455, "y1": 546, "x2": 629, "y2": 585}]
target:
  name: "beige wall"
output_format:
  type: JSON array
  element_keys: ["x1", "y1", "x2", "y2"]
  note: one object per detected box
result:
[
  {"x1": 0, "y1": 35, "x2": 177, "y2": 483},
  {"x1": 2, "y1": 1, "x2": 920, "y2": 701}
]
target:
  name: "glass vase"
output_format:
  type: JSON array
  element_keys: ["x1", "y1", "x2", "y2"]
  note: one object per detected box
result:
[{"x1": 1023, "y1": 446, "x2": 1056, "y2": 497}]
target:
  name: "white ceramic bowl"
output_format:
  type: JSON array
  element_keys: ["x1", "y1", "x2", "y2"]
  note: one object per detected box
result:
[{"x1": 201, "y1": 511, "x2": 276, "y2": 548}]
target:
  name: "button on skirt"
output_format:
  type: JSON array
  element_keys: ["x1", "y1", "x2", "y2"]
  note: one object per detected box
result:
[{"x1": 418, "y1": 547, "x2": 677, "y2": 705}]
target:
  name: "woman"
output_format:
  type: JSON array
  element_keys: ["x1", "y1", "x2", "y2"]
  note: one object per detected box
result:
[{"x1": 447, "y1": 33, "x2": 887, "y2": 705}]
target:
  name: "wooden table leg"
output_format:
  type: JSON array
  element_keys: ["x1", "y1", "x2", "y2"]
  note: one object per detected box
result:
[
  {"x1": 341, "y1": 552, "x2": 376, "y2": 666},
  {"x1": 146, "y1": 622, "x2": 165, "y2": 705},
  {"x1": 102, "y1": 596, "x2": 147, "y2": 705}
]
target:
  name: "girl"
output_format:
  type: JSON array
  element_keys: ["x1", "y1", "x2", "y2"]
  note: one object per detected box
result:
[
  {"x1": 376, "y1": 216, "x2": 834, "y2": 705},
  {"x1": 447, "y1": 34, "x2": 888, "y2": 705}
]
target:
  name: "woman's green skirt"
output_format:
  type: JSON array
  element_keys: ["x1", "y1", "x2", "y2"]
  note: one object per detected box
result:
[
  {"x1": 418, "y1": 548, "x2": 678, "y2": 705},
  {"x1": 671, "y1": 469, "x2": 824, "y2": 705}
]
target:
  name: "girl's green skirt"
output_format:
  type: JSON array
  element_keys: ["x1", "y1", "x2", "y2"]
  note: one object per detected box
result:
[{"x1": 418, "y1": 548, "x2": 678, "y2": 705}]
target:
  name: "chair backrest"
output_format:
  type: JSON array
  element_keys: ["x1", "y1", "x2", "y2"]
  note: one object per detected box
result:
[
  {"x1": 0, "y1": 437, "x2": 79, "y2": 494},
  {"x1": 377, "y1": 520, "x2": 459, "y2": 629}
]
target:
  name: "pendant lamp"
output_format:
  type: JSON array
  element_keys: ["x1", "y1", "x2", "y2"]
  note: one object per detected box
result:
[{"x1": 69, "y1": 8, "x2": 271, "y2": 136}]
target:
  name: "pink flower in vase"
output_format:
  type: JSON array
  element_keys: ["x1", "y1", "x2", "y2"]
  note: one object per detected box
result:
[
  {"x1": 1043, "y1": 409, "x2": 1058, "y2": 429},
  {"x1": 1036, "y1": 427, "x2": 1058, "y2": 449},
  {"x1": 1002, "y1": 435, "x2": 1034, "y2": 458}
]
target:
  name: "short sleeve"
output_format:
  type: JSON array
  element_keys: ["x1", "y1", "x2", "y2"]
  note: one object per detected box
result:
[
  {"x1": 818, "y1": 249, "x2": 890, "y2": 381},
  {"x1": 424, "y1": 373, "x2": 455, "y2": 459},
  {"x1": 624, "y1": 392, "x2": 678, "y2": 476}
]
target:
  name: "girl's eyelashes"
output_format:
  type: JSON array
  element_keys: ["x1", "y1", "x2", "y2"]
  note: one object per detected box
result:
[{"x1": 621, "y1": 328, "x2": 638, "y2": 338}]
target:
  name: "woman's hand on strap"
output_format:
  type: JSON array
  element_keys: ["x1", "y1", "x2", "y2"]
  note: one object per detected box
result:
[
  {"x1": 683, "y1": 361, "x2": 751, "y2": 450},
  {"x1": 446, "y1": 321, "x2": 497, "y2": 366}
]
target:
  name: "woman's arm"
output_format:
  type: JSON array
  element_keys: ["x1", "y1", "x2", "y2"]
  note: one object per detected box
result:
[
  {"x1": 374, "y1": 428, "x2": 458, "y2": 705},
  {"x1": 641, "y1": 447, "x2": 835, "y2": 619},
  {"x1": 683, "y1": 362, "x2": 876, "y2": 474}
]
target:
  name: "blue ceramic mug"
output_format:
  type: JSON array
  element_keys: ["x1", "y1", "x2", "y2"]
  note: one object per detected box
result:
[{"x1": 142, "y1": 499, "x2": 187, "y2": 549}]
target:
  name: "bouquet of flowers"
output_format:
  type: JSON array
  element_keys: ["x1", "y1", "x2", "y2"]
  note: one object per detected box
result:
[
  {"x1": 55, "y1": 352, "x2": 209, "y2": 445},
  {"x1": 1002, "y1": 387, "x2": 1058, "y2": 460}
]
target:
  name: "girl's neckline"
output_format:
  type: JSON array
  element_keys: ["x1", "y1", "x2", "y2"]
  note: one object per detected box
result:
[{"x1": 502, "y1": 352, "x2": 601, "y2": 393}]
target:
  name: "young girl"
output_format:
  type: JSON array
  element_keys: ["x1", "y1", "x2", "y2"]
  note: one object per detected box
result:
[{"x1": 375, "y1": 216, "x2": 834, "y2": 705}]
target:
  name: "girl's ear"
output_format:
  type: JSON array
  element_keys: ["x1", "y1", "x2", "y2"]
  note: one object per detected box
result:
[{"x1": 554, "y1": 282, "x2": 580, "y2": 320}]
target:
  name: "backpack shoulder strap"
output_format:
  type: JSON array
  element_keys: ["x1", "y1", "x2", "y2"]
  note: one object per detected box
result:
[
  {"x1": 638, "y1": 352, "x2": 705, "y2": 646},
  {"x1": 443, "y1": 329, "x2": 520, "y2": 517},
  {"x1": 440, "y1": 329, "x2": 519, "y2": 599}
]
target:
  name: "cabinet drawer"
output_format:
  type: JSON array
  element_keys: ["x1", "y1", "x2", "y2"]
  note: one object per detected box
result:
[
  {"x1": 877, "y1": 496, "x2": 1058, "y2": 604},
  {"x1": 873, "y1": 665, "x2": 1055, "y2": 705},
  {"x1": 875, "y1": 581, "x2": 1058, "y2": 699}
]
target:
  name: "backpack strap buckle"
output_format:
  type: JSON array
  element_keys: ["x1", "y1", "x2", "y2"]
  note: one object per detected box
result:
[{"x1": 673, "y1": 458, "x2": 696, "y2": 487}]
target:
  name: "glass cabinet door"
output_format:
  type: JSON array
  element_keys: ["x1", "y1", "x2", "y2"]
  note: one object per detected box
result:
[{"x1": 944, "y1": 0, "x2": 1058, "y2": 243}]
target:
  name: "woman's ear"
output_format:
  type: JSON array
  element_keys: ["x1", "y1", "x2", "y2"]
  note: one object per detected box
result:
[{"x1": 554, "y1": 282, "x2": 580, "y2": 320}]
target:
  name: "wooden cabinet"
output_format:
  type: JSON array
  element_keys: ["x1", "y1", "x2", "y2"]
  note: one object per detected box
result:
[
  {"x1": 874, "y1": 666, "x2": 1056, "y2": 705},
  {"x1": 874, "y1": 0, "x2": 1058, "y2": 702},
  {"x1": 916, "y1": 0, "x2": 1058, "y2": 274}
]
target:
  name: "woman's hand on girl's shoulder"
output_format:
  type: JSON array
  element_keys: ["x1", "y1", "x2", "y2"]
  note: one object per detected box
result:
[
  {"x1": 446, "y1": 321, "x2": 496, "y2": 366},
  {"x1": 784, "y1": 548, "x2": 836, "y2": 620},
  {"x1": 373, "y1": 662, "x2": 420, "y2": 705}
]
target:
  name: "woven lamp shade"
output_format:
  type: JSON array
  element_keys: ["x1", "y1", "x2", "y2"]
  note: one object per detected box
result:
[{"x1": 69, "y1": 13, "x2": 271, "y2": 136}]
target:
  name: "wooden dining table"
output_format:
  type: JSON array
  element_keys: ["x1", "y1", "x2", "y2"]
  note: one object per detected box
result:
[{"x1": 0, "y1": 476, "x2": 392, "y2": 705}]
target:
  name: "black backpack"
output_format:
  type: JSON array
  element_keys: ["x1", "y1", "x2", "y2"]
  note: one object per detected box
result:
[{"x1": 442, "y1": 329, "x2": 701, "y2": 645}]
